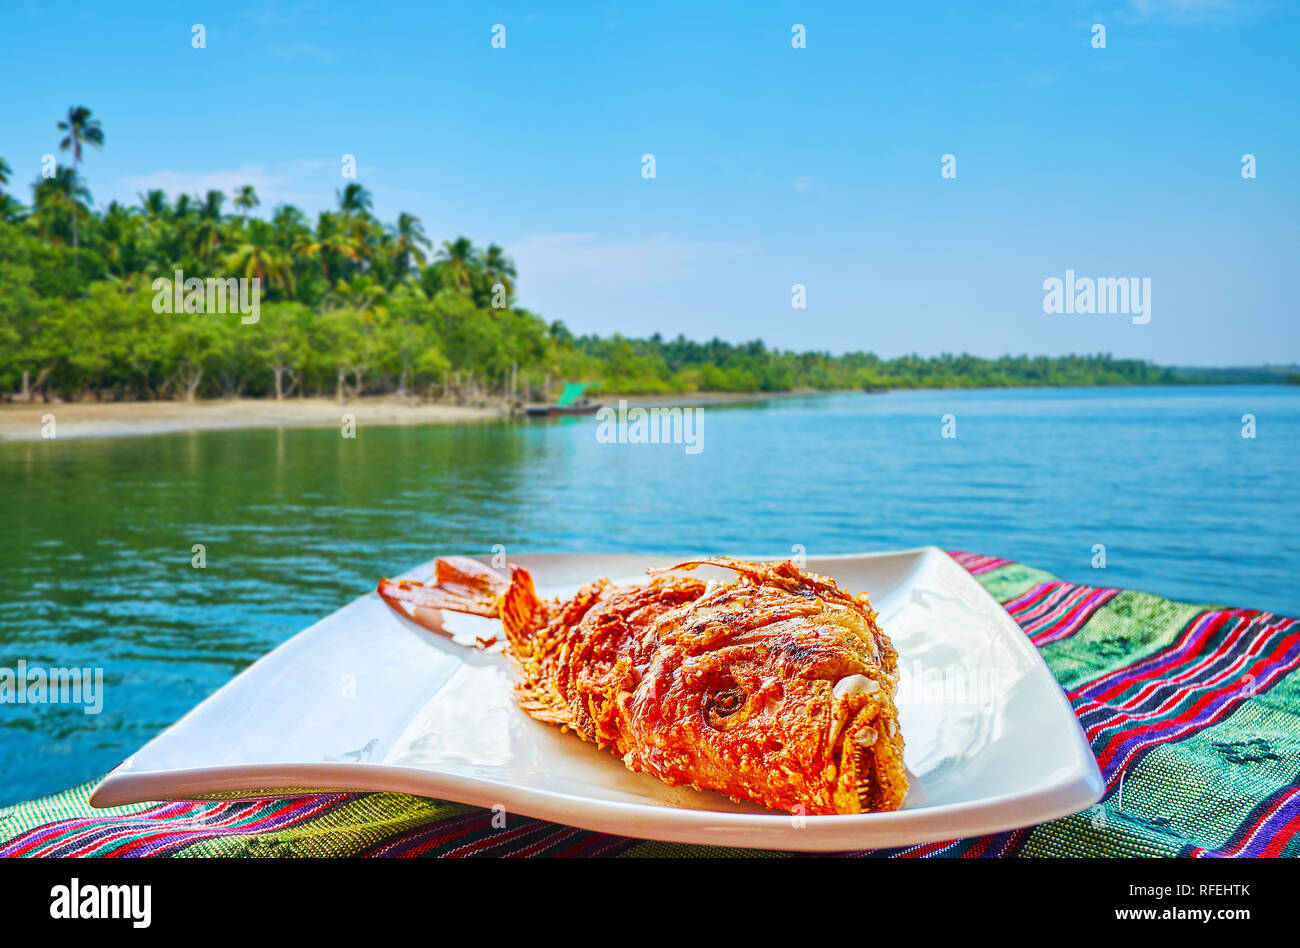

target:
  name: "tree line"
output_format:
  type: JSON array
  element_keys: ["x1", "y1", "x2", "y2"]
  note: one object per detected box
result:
[{"x1": 0, "y1": 106, "x2": 1179, "y2": 404}]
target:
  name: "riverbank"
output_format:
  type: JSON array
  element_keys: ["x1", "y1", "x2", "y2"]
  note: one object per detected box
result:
[
  {"x1": 0, "y1": 390, "x2": 834, "y2": 442},
  {"x1": 0, "y1": 397, "x2": 503, "y2": 442}
]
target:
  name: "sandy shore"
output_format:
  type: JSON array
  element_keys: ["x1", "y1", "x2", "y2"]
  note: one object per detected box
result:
[
  {"x1": 0, "y1": 397, "x2": 504, "y2": 442},
  {"x1": 0, "y1": 390, "x2": 843, "y2": 443}
]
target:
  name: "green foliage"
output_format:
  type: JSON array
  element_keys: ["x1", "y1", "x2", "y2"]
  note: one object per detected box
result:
[{"x1": 0, "y1": 115, "x2": 1186, "y2": 404}]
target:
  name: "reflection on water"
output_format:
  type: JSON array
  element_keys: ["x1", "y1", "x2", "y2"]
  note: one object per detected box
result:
[{"x1": 1, "y1": 385, "x2": 1297, "y2": 803}]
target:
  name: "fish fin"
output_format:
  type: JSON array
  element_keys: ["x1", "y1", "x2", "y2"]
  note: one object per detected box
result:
[
  {"x1": 379, "y1": 559, "x2": 551, "y2": 659},
  {"x1": 433, "y1": 556, "x2": 511, "y2": 603},
  {"x1": 655, "y1": 558, "x2": 861, "y2": 609},
  {"x1": 500, "y1": 566, "x2": 551, "y2": 653},
  {"x1": 376, "y1": 557, "x2": 510, "y2": 635},
  {"x1": 650, "y1": 556, "x2": 753, "y2": 576},
  {"x1": 517, "y1": 702, "x2": 572, "y2": 727},
  {"x1": 377, "y1": 574, "x2": 498, "y2": 620},
  {"x1": 516, "y1": 685, "x2": 573, "y2": 727},
  {"x1": 653, "y1": 557, "x2": 806, "y2": 586}
]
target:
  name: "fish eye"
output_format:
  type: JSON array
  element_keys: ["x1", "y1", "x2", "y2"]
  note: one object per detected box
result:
[{"x1": 706, "y1": 686, "x2": 746, "y2": 729}]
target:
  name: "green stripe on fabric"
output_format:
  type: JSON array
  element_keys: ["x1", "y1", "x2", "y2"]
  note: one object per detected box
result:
[
  {"x1": 1036, "y1": 590, "x2": 1209, "y2": 691},
  {"x1": 973, "y1": 563, "x2": 1058, "y2": 604}
]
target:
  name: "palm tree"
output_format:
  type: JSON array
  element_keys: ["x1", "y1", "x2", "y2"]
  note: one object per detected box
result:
[
  {"x1": 233, "y1": 185, "x2": 260, "y2": 216},
  {"x1": 138, "y1": 189, "x2": 170, "y2": 220},
  {"x1": 342, "y1": 213, "x2": 378, "y2": 268},
  {"x1": 56, "y1": 106, "x2": 104, "y2": 260},
  {"x1": 225, "y1": 219, "x2": 295, "y2": 297},
  {"x1": 0, "y1": 192, "x2": 26, "y2": 224},
  {"x1": 172, "y1": 193, "x2": 197, "y2": 222},
  {"x1": 336, "y1": 182, "x2": 373, "y2": 218},
  {"x1": 31, "y1": 166, "x2": 91, "y2": 243},
  {"x1": 192, "y1": 189, "x2": 226, "y2": 265},
  {"x1": 99, "y1": 201, "x2": 146, "y2": 276},
  {"x1": 0, "y1": 155, "x2": 18, "y2": 222},
  {"x1": 295, "y1": 211, "x2": 361, "y2": 282},
  {"x1": 0, "y1": 156, "x2": 19, "y2": 224},
  {"x1": 434, "y1": 236, "x2": 478, "y2": 292},
  {"x1": 481, "y1": 243, "x2": 517, "y2": 299},
  {"x1": 162, "y1": 193, "x2": 199, "y2": 266},
  {"x1": 388, "y1": 212, "x2": 431, "y2": 278},
  {"x1": 271, "y1": 203, "x2": 307, "y2": 240}
]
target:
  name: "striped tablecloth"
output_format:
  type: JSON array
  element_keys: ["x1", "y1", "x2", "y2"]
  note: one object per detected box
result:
[{"x1": 3, "y1": 552, "x2": 1298, "y2": 857}]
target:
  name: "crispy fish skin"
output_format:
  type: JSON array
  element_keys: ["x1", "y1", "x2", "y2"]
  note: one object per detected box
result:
[{"x1": 378, "y1": 557, "x2": 907, "y2": 816}]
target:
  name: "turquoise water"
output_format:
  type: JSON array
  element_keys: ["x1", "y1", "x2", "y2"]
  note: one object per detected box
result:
[{"x1": 0, "y1": 385, "x2": 1296, "y2": 804}]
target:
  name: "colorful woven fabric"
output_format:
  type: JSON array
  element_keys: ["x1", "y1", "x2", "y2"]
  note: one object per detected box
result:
[{"x1": 3, "y1": 552, "x2": 1298, "y2": 858}]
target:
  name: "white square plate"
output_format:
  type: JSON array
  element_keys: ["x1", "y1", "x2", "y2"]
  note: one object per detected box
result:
[{"x1": 91, "y1": 547, "x2": 1103, "y2": 851}]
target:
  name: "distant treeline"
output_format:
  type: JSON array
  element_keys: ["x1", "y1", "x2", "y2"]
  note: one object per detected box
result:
[
  {"x1": 571, "y1": 335, "x2": 1176, "y2": 393},
  {"x1": 1167, "y1": 365, "x2": 1300, "y2": 384},
  {"x1": 0, "y1": 107, "x2": 1253, "y2": 404}
]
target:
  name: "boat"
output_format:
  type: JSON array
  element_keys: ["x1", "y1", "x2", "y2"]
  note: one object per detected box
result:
[{"x1": 524, "y1": 382, "x2": 602, "y2": 417}]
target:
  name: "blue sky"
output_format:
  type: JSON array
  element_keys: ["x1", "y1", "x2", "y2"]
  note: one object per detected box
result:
[{"x1": 2, "y1": 0, "x2": 1297, "y2": 364}]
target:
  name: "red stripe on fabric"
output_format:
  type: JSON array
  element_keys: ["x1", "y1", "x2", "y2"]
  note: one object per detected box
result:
[
  {"x1": 1216, "y1": 787, "x2": 1300, "y2": 858},
  {"x1": 14, "y1": 800, "x2": 222, "y2": 858},
  {"x1": 890, "y1": 839, "x2": 959, "y2": 858},
  {"x1": 1091, "y1": 627, "x2": 1300, "y2": 773},
  {"x1": 1016, "y1": 584, "x2": 1079, "y2": 630},
  {"x1": 109, "y1": 797, "x2": 334, "y2": 857},
  {"x1": 444, "y1": 817, "x2": 566, "y2": 857},
  {"x1": 1004, "y1": 582, "x2": 1063, "y2": 618},
  {"x1": 84, "y1": 795, "x2": 349, "y2": 858},
  {"x1": 946, "y1": 551, "x2": 1012, "y2": 576},
  {"x1": 1031, "y1": 588, "x2": 1120, "y2": 646},
  {"x1": 1, "y1": 800, "x2": 192, "y2": 857},
  {"x1": 1258, "y1": 797, "x2": 1300, "y2": 858},
  {"x1": 1082, "y1": 611, "x2": 1269, "y2": 714},
  {"x1": 1022, "y1": 586, "x2": 1092, "y2": 635},
  {"x1": 365, "y1": 811, "x2": 489, "y2": 857},
  {"x1": 552, "y1": 830, "x2": 629, "y2": 857},
  {"x1": 505, "y1": 825, "x2": 585, "y2": 858},
  {"x1": 1082, "y1": 610, "x2": 1250, "y2": 703},
  {"x1": 1077, "y1": 614, "x2": 1296, "y2": 744}
]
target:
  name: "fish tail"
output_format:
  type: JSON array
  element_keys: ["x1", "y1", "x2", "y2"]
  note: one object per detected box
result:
[{"x1": 377, "y1": 557, "x2": 549, "y2": 646}]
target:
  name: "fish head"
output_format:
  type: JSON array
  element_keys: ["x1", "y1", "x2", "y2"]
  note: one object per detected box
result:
[{"x1": 628, "y1": 560, "x2": 907, "y2": 815}]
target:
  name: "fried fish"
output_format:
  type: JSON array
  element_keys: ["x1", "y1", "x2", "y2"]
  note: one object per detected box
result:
[{"x1": 377, "y1": 557, "x2": 907, "y2": 816}]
